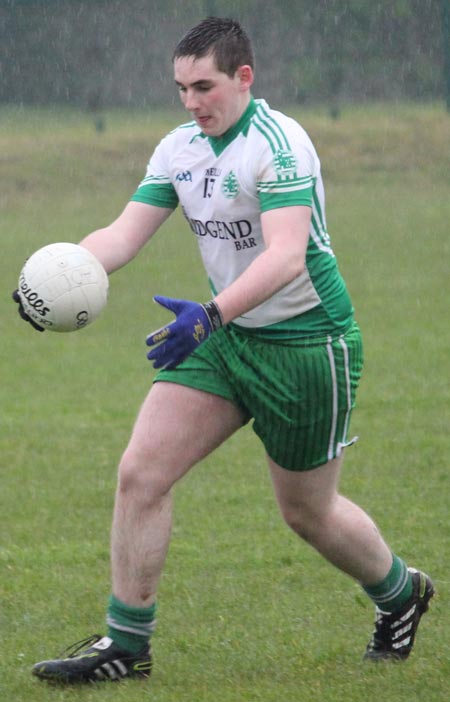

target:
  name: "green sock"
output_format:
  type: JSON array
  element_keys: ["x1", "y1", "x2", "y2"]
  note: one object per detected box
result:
[
  {"x1": 106, "y1": 594, "x2": 157, "y2": 655},
  {"x1": 363, "y1": 554, "x2": 412, "y2": 613}
]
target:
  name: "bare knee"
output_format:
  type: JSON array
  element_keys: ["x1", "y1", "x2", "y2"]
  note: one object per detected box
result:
[
  {"x1": 269, "y1": 455, "x2": 344, "y2": 545},
  {"x1": 117, "y1": 446, "x2": 172, "y2": 504},
  {"x1": 279, "y1": 504, "x2": 312, "y2": 541},
  {"x1": 278, "y1": 500, "x2": 334, "y2": 544}
]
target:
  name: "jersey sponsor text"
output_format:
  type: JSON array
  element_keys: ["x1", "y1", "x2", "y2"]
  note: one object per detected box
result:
[{"x1": 185, "y1": 214, "x2": 257, "y2": 251}]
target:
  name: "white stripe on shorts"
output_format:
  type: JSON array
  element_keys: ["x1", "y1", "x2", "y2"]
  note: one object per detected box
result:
[
  {"x1": 327, "y1": 334, "x2": 354, "y2": 461},
  {"x1": 326, "y1": 336, "x2": 338, "y2": 461},
  {"x1": 338, "y1": 335, "x2": 352, "y2": 447}
]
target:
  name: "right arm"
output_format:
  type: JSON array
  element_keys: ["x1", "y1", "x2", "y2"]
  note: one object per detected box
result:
[{"x1": 79, "y1": 201, "x2": 173, "y2": 274}]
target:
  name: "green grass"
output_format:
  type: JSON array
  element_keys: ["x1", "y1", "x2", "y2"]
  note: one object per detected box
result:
[{"x1": 1, "y1": 103, "x2": 449, "y2": 701}]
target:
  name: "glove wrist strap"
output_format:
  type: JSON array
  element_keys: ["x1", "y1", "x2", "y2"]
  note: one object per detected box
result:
[{"x1": 202, "y1": 300, "x2": 224, "y2": 332}]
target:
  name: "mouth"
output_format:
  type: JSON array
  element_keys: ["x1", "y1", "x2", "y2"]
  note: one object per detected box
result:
[{"x1": 196, "y1": 115, "x2": 212, "y2": 128}]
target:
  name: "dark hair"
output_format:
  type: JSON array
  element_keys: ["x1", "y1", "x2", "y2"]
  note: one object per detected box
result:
[{"x1": 173, "y1": 17, "x2": 254, "y2": 77}]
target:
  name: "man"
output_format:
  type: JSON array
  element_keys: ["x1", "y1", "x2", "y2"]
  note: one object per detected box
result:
[{"x1": 18, "y1": 17, "x2": 433, "y2": 684}]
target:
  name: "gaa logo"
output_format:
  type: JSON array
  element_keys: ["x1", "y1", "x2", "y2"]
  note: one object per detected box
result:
[{"x1": 176, "y1": 170, "x2": 192, "y2": 182}]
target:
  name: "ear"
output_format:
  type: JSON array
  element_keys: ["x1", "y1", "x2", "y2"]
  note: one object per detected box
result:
[{"x1": 236, "y1": 65, "x2": 254, "y2": 90}]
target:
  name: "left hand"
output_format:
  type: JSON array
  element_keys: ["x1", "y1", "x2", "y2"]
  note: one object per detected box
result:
[
  {"x1": 146, "y1": 295, "x2": 223, "y2": 370},
  {"x1": 12, "y1": 289, "x2": 45, "y2": 332}
]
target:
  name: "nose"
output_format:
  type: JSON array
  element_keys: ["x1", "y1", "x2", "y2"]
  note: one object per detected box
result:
[{"x1": 183, "y1": 89, "x2": 199, "y2": 112}]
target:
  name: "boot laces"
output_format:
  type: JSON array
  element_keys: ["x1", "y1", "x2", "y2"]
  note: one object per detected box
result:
[{"x1": 58, "y1": 634, "x2": 103, "y2": 659}]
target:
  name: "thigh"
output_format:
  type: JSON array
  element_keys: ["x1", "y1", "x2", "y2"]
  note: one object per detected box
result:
[
  {"x1": 269, "y1": 454, "x2": 344, "y2": 516},
  {"x1": 125, "y1": 381, "x2": 246, "y2": 490}
]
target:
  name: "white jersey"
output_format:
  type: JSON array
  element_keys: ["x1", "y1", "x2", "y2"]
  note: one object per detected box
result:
[{"x1": 131, "y1": 98, "x2": 352, "y2": 335}]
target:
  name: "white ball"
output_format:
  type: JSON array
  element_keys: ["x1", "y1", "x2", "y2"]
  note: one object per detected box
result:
[{"x1": 18, "y1": 242, "x2": 109, "y2": 332}]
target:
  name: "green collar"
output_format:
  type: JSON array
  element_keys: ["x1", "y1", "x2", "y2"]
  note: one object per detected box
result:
[{"x1": 207, "y1": 97, "x2": 257, "y2": 157}]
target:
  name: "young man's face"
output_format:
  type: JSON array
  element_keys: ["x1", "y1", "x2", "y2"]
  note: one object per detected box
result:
[{"x1": 174, "y1": 53, "x2": 253, "y2": 137}]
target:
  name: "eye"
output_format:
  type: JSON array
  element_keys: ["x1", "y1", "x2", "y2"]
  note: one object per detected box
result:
[{"x1": 197, "y1": 85, "x2": 212, "y2": 93}]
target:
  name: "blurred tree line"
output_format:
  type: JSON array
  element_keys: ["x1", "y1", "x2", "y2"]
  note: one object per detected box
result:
[{"x1": 1, "y1": 0, "x2": 448, "y2": 112}]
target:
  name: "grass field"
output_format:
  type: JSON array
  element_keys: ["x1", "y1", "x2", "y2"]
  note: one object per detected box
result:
[{"x1": 1, "y1": 103, "x2": 449, "y2": 701}]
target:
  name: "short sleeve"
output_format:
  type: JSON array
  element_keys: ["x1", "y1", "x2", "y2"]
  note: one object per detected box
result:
[{"x1": 130, "y1": 139, "x2": 179, "y2": 209}]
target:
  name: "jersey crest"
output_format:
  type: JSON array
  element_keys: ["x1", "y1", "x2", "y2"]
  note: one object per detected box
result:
[{"x1": 221, "y1": 170, "x2": 239, "y2": 199}]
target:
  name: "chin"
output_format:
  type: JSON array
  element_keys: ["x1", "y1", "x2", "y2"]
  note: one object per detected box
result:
[
  {"x1": 201, "y1": 124, "x2": 218, "y2": 136},
  {"x1": 208, "y1": 126, "x2": 228, "y2": 138},
  {"x1": 197, "y1": 119, "x2": 225, "y2": 137}
]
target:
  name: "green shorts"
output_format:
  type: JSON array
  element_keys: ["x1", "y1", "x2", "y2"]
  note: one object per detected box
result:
[{"x1": 155, "y1": 320, "x2": 363, "y2": 471}]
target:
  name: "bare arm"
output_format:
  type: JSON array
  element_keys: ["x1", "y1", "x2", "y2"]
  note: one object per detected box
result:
[
  {"x1": 213, "y1": 205, "x2": 311, "y2": 324},
  {"x1": 79, "y1": 201, "x2": 173, "y2": 274}
]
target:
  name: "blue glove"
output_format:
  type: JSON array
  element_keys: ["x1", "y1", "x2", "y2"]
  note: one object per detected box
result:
[{"x1": 146, "y1": 295, "x2": 224, "y2": 370}]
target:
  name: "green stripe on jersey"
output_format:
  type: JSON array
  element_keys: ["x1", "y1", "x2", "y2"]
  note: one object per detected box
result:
[
  {"x1": 257, "y1": 174, "x2": 313, "y2": 192},
  {"x1": 259, "y1": 187, "x2": 313, "y2": 212},
  {"x1": 131, "y1": 182, "x2": 178, "y2": 209},
  {"x1": 253, "y1": 102, "x2": 291, "y2": 152}
]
